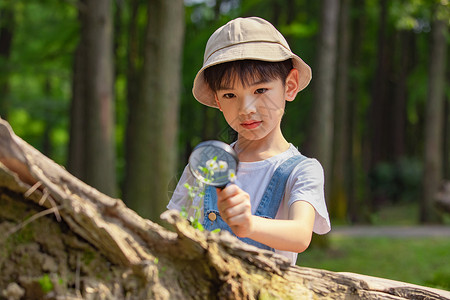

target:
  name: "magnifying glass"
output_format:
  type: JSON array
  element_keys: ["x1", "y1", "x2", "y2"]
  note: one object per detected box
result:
[{"x1": 188, "y1": 140, "x2": 239, "y2": 188}]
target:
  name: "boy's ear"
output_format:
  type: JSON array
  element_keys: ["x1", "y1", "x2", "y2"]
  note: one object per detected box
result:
[
  {"x1": 214, "y1": 94, "x2": 222, "y2": 111},
  {"x1": 285, "y1": 68, "x2": 300, "y2": 102}
]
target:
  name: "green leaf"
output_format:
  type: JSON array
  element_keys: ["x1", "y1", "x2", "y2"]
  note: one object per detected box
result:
[
  {"x1": 196, "y1": 223, "x2": 204, "y2": 231},
  {"x1": 38, "y1": 274, "x2": 53, "y2": 293},
  {"x1": 180, "y1": 208, "x2": 188, "y2": 219}
]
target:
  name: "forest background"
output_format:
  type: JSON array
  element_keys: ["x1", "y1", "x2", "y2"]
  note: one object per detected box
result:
[{"x1": 0, "y1": 0, "x2": 449, "y2": 227}]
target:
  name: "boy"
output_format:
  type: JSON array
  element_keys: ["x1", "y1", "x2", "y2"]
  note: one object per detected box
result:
[{"x1": 168, "y1": 17, "x2": 330, "y2": 265}]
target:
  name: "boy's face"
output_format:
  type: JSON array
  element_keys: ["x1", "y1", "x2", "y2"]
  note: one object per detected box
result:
[{"x1": 215, "y1": 69, "x2": 299, "y2": 142}]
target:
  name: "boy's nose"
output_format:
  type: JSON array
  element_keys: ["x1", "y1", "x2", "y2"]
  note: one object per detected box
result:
[{"x1": 239, "y1": 95, "x2": 257, "y2": 116}]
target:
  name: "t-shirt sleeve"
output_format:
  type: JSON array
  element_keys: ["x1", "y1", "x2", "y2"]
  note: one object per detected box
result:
[
  {"x1": 168, "y1": 164, "x2": 207, "y2": 223},
  {"x1": 286, "y1": 158, "x2": 331, "y2": 234},
  {"x1": 167, "y1": 165, "x2": 195, "y2": 211}
]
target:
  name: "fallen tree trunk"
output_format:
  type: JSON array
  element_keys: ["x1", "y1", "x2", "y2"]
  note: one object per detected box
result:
[{"x1": 0, "y1": 118, "x2": 449, "y2": 300}]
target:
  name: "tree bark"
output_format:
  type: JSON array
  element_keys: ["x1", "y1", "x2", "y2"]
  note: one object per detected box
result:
[
  {"x1": 445, "y1": 96, "x2": 449, "y2": 180},
  {"x1": 67, "y1": 22, "x2": 86, "y2": 180},
  {"x1": 307, "y1": 0, "x2": 340, "y2": 200},
  {"x1": 201, "y1": 1, "x2": 224, "y2": 143},
  {"x1": 391, "y1": 30, "x2": 412, "y2": 160},
  {"x1": 123, "y1": 0, "x2": 184, "y2": 221},
  {"x1": 1, "y1": 118, "x2": 450, "y2": 299},
  {"x1": 348, "y1": 0, "x2": 370, "y2": 224},
  {"x1": 83, "y1": 0, "x2": 116, "y2": 197},
  {"x1": 421, "y1": 15, "x2": 448, "y2": 223},
  {"x1": 369, "y1": 0, "x2": 392, "y2": 211},
  {"x1": 0, "y1": 4, "x2": 14, "y2": 120},
  {"x1": 123, "y1": 0, "x2": 143, "y2": 195},
  {"x1": 330, "y1": 0, "x2": 351, "y2": 221},
  {"x1": 68, "y1": 0, "x2": 116, "y2": 197}
]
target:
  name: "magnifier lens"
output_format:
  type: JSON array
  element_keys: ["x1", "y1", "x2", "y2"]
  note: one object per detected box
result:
[{"x1": 188, "y1": 140, "x2": 238, "y2": 188}]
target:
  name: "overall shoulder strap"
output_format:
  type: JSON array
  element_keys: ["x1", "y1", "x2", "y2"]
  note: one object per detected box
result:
[
  {"x1": 254, "y1": 155, "x2": 307, "y2": 219},
  {"x1": 203, "y1": 185, "x2": 217, "y2": 211}
]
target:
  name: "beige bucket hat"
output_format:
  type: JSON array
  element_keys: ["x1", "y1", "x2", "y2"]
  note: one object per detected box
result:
[{"x1": 192, "y1": 16, "x2": 312, "y2": 108}]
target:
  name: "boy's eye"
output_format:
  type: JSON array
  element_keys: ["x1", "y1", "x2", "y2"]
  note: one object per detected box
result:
[
  {"x1": 255, "y1": 88, "x2": 268, "y2": 94},
  {"x1": 223, "y1": 93, "x2": 235, "y2": 99}
]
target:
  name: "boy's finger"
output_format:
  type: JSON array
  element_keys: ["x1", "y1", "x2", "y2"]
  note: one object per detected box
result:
[
  {"x1": 218, "y1": 193, "x2": 244, "y2": 211},
  {"x1": 223, "y1": 201, "x2": 248, "y2": 220},
  {"x1": 216, "y1": 184, "x2": 240, "y2": 200}
]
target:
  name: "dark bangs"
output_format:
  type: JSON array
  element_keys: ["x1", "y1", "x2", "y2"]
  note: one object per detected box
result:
[{"x1": 203, "y1": 59, "x2": 293, "y2": 92}]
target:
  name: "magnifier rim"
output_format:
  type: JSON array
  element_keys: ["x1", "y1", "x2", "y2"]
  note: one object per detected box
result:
[
  {"x1": 188, "y1": 140, "x2": 239, "y2": 187},
  {"x1": 192, "y1": 140, "x2": 239, "y2": 163}
]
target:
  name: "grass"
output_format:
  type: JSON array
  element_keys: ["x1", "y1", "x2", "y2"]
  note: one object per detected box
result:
[
  {"x1": 297, "y1": 235, "x2": 450, "y2": 291},
  {"x1": 370, "y1": 202, "x2": 420, "y2": 225}
]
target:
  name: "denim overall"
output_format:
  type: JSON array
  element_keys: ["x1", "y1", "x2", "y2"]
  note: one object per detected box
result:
[{"x1": 202, "y1": 155, "x2": 306, "y2": 251}]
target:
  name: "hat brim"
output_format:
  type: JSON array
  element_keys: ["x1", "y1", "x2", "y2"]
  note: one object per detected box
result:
[{"x1": 192, "y1": 41, "x2": 312, "y2": 108}]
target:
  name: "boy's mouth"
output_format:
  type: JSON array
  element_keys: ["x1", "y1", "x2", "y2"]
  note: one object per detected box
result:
[{"x1": 240, "y1": 120, "x2": 262, "y2": 130}]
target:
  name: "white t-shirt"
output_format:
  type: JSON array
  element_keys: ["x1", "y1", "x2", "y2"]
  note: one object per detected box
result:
[{"x1": 168, "y1": 144, "x2": 331, "y2": 265}]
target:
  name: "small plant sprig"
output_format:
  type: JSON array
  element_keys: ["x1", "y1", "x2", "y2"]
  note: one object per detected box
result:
[
  {"x1": 182, "y1": 181, "x2": 205, "y2": 231},
  {"x1": 181, "y1": 156, "x2": 236, "y2": 232}
]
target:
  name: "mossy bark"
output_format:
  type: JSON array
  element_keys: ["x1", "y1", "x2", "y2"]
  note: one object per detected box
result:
[{"x1": 1, "y1": 118, "x2": 449, "y2": 300}]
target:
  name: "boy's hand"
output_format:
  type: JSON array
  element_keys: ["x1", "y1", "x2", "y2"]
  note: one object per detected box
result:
[{"x1": 216, "y1": 184, "x2": 253, "y2": 238}]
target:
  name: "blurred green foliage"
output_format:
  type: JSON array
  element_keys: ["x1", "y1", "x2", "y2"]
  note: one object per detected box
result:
[{"x1": 370, "y1": 157, "x2": 423, "y2": 204}]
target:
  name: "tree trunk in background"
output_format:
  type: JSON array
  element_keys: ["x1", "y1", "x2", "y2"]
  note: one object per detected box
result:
[
  {"x1": 125, "y1": 0, "x2": 142, "y2": 104},
  {"x1": 42, "y1": 79, "x2": 52, "y2": 158},
  {"x1": 68, "y1": 8, "x2": 87, "y2": 181},
  {"x1": 286, "y1": 0, "x2": 296, "y2": 24},
  {"x1": 271, "y1": 0, "x2": 281, "y2": 26},
  {"x1": 369, "y1": 0, "x2": 391, "y2": 210},
  {"x1": 201, "y1": 0, "x2": 224, "y2": 142},
  {"x1": 0, "y1": 4, "x2": 14, "y2": 119},
  {"x1": 83, "y1": 0, "x2": 116, "y2": 196},
  {"x1": 330, "y1": 0, "x2": 351, "y2": 221},
  {"x1": 123, "y1": 0, "x2": 147, "y2": 204},
  {"x1": 214, "y1": 0, "x2": 222, "y2": 19},
  {"x1": 348, "y1": 0, "x2": 369, "y2": 223},
  {"x1": 421, "y1": 16, "x2": 447, "y2": 223},
  {"x1": 444, "y1": 48, "x2": 450, "y2": 181},
  {"x1": 445, "y1": 96, "x2": 449, "y2": 180},
  {"x1": 370, "y1": 0, "x2": 389, "y2": 170},
  {"x1": 124, "y1": 0, "x2": 184, "y2": 221},
  {"x1": 391, "y1": 30, "x2": 411, "y2": 160},
  {"x1": 123, "y1": 0, "x2": 143, "y2": 196},
  {"x1": 201, "y1": 106, "x2": 218, "y2": 140},
  {"x1": 68, "y1": 0, "x2": 116, "y2": 197},
  {"x1": 307, "y1": 0, "x2": 340, "y2": 199}
]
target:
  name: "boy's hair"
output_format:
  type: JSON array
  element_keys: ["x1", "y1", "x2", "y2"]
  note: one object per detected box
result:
[{"x1": 203, "y1": 59, "x2": 293, "y2": 93}]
